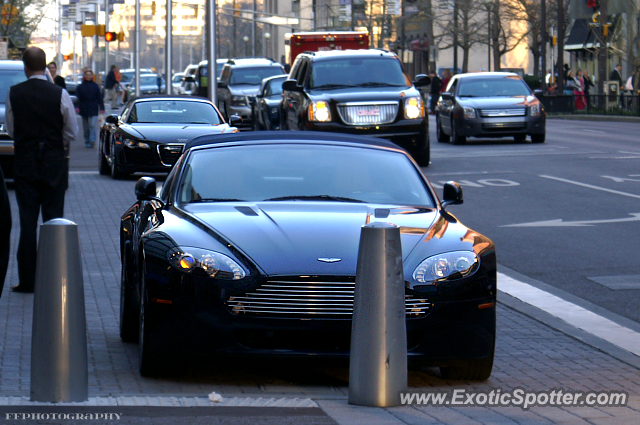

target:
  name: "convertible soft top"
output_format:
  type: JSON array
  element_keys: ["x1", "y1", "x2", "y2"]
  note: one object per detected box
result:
[{"x1": 186, "y1": 131, "x2": 404, "y2": 152}]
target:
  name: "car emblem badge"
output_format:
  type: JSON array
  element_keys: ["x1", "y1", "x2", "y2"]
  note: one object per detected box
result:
[
  {"x1": 357, "y1": 109, "x2": 380, "y2": 116},
  {"x1": 318, "y1": 258, "x2": 341, "y2": 263}
]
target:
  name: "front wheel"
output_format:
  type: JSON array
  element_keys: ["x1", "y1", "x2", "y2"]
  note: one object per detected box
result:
[
  {"x1": 412, "y1": 134, "x2": 431, "y2": 167},
  {"x1": 436, "y1": 116, "x2": 450, "y2": 143},
  {"x1": 98, "y1": 139, "x2": 110, "y2": 175},
  {"x1": 440, "y1": 355, "x2": 494, "y2": 381},
  {"x1": 531, "y1": 133, "x2": 546, "y2": 143},
  {"x1": 451, "y1": 118, "x2": 467, "y2": 145},
  {"x1": 119, "y1": 251, "x2": 139, "y2": 343},
  {"x1": 138, "y1": 264, "x2": 164, "y2": 377}
]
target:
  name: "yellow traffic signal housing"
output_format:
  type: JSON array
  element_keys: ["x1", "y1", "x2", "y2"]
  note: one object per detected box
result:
[
  {"x1": 96, "y1": 24, "x2": 105, "y2": 36},
  {"x1": 603, "y1": 24, "x2": 610, "y2": 37},
  {"x1": 117, "y1": 31, "x2": 125, "y2": 42},
  {"x1": 81, "y1": 24, "x2": 96, "y2": 37},
  {"x1": 234, "y1": 4, "x2": 241, "y2": 17},
  {"x1": 551, "y1": 36, "x2": 557, "y2": 46},
  {"x1": 151, "y1": 1, "x2": 156, "y2": 14},
  {"x1": 63, "y1": 53, "x2": 74, "y2": 61},
  {"x1": 105, "y1": 32, "x2": 117, "y2": 42}
]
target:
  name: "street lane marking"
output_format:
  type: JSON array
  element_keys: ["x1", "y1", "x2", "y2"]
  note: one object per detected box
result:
[
  {"x1": 540, "y1": 175, "x2": 640, "y2": 199},
  {"x1": 584, "y1": 129, "x2": 606, "y2": 134},
  {"x1": 502, "y1": 213, "x2": 640, "y2": 227},
  {"x1": 499, "y1": 273, "x2": 640, "y2": 357}
]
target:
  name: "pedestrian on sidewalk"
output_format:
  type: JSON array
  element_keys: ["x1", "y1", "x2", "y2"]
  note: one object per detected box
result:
[
  {"x1": 75, "y1": 69, "x2": 104, "y2": 148},
  {"x1": 47, "y1": 61, "x2": 66, "y2": 90},
  {"x1": 0, "y1": 165, "x2": 10, "y2": 296},
  {"x1": 428, "y1": 70, "x2": 441, "y2": 115},
  {"x1": 104, "y1": 64, "x2": 122, "y2": 109},
  {"x1": 4, "y1": 46, "x2": 78, "y2": 293}
]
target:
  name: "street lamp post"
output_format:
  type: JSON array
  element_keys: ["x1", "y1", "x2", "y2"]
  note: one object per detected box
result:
[
  {"x1": 243, "y1": 35, "x2": 249, "y2": 57},
  {"x1": 265, "y1": 32, "x2": 271, "y2": 59}
]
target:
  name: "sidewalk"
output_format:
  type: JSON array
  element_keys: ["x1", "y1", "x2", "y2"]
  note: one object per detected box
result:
[{"x1": 1, "y1": 173, "x2": 640, "y2": 424}]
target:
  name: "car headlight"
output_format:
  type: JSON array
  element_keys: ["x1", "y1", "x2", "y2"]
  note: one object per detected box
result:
[
  {"x1": 309, "y1": 101, "x2": 331, "y2": 122},
  {"x1": 463, "y1": 106, "x2": 476, "y2": 119},
  {"x1": 412, "y1": 251, "x2": 479, "y2": 284},
  {"x1": 123, "y1": 138, "x2": 150, "y2": 149},
  {"x1": 231, "y1": 95, "x2": 247, "y2": 106},
  {"x1": 530, "y1": 103, "x2": 541, "y2": 117},
  {"x1": 404, "y1": 97, "x2": 424, "y2": 119},
  {"x1": 168, "y1": 246, "x2": 246, "y2": 280}
]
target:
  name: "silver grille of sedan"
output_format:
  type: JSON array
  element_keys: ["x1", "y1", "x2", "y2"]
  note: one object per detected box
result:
[
  {"x1": 337, "y1": 102, "x2": 399, "y2": 125},
  {"x1": 226, "y1": 279, "x2": 431, "y2": 318},
  {"x1": 478, "y1": 108, "x2": 527, "y2": 117}
]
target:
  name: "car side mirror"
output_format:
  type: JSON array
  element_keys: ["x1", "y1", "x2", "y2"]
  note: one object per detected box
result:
[
  {"x1": 106, "y1": 114, "x2": 119, "y2": 124},
  {"x1": 135, "y1": 177, "x2": 157, "y2": 201},
  {"x1": 283, "y1": 79, "x2": 303, "y2": 92},
  {"x1": 413, "y1": 74, "x2": 431, "y2": 87},
  {"x1": 441, "y1": 92, "x2": 453, "y2": 101},
  {"x1": 441, "y1": 181, "x2": 463, "y2": 209},
  {"x1": 229, "y1": 115, "x2": 243, "y2": 127}
]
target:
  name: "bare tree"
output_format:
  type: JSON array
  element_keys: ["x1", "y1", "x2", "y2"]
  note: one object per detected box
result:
[{"x1": 1, "y1": 0, "x2": 52, "y2": 46}]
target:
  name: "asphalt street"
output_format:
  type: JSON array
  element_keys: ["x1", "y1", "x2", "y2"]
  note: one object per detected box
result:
[{"x1": 1, "y1": 114, "x2": 640, "y2": 424}]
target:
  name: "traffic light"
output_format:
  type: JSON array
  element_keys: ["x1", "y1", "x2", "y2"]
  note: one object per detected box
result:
[
  {"x1": 63, "y1": 53, "x2": 74, "y2": 61},
  {"x1": 105, "y1": 32, "x2": 117, "y2": 42},
  {"x1": 81, "y1": 24, "x2": 95, "y2": 37},
  {"x1": 96, "y1": 24, "x2": 106, "y2": 37},
  {"x1": 151, "y1": 1, "x2": 156, "y2": 14},
  {"x1": 117, "y1": 31, "x2": 125, "y2": 42},
  {"x1": 550, "y1": 36, "x2": 557, "y2": 46}
]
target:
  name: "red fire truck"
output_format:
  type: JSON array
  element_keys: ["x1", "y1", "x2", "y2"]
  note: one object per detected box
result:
[{"x1": 284, "y1": 31, "x2": 370, "y2": 66}]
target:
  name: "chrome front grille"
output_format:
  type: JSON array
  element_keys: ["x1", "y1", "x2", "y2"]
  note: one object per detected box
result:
[
  {"x1": 226, "y1": 279, "x2": 431, "y2": 318},
  {"x1": 157, "y1": 143, "x2": 184, "y2": 167},
  {"x1": 479, "y1": 108, "x2": 527, "y2": 117},
  {"x1": 337, "y1": 102, "x2": 398, "y2": 125}
]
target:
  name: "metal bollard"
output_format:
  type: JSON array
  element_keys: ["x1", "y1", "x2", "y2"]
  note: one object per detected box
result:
[
  {"x1": 349, "y1": 222, "x2": 407, "y2": 407},
  {"x1": 31, "y1": 218, "x2": 88, "y2": 402}
]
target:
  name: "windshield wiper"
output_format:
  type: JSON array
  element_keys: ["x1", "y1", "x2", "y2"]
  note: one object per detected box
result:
[
  {"x1": 264, "y1": 195, "x2": 365, "y2": 203},
  {"x1": 190, "y1": 198, "x2": 246, "y2": 203},
  {"x1": 310, "y1": 84, "x2": 351, "y2": 90},
  {"x1": 355, "y1": 82, "x2": 405, "y2": 88}
]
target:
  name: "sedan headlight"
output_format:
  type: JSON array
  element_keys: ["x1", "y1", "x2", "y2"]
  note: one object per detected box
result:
[
  {"x1": 530, "y1": 103, "x2": 541, "y2": 117},
  {"x1": 123, "y1": 138, "x2": 150, "y2": 149},
  {"x1": 412, "y1": 251, "x2": 479, "y2": 284},
  {"x1": 404, "y1": 97, "x2": 424, "y2": 119},
  {"x1": 463, "y1": 106, "x2": 476, "y2": 119},
  {"x1": 168, "y1": 246, "x2": 246, "y2": 280},
  {"x1": 231, "y1": 95, "x2": 247, "y2": 106},
  {"x1": 309, "y1": 101, "x2": 331, "y2": 122}
]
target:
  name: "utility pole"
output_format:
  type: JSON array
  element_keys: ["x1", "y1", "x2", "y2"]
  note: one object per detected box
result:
[
  {"x1": 135, "y1": 0, "x2": 140, "y2": 97},
  {"x1": 556, "y1": 0, "x2": 564, "y2": 95},
  {"x1": 206, "y1": 0, "x2": 217, "y2": 105},
  {"x1": 597, "y1": 0, "x2": 608, "y2": 95},
  {"x1": 165, "y1": 0, "x2": 172, "y2": 93},
  {"x1": 541, "y1": 0, "x2": 546, "y2": 91},
  {"x1": 453, "y1": 0, "x2": 458, "y2": 73},
  {"x1": 105, "y1": 0, "x2": 109, "y2": 83}
]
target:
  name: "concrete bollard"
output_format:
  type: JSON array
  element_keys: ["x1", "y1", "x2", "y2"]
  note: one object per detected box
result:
[
  {"x1": 31, "y1": 218, "x2": 88, "y2": 402},
  {"x1": 349, "y1": 222, "x2": 407, "y2": 407}
]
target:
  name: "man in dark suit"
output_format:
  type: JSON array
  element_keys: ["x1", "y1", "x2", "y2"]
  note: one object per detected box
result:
[
  {"x1": 5, "y1": 47, "x2": 78, "y2": 293},
  {"x1": 0, "y1": 165, "x2": 10, "y2": 296}
]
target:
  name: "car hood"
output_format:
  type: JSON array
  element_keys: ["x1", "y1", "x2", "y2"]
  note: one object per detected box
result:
[
  {"x1": 120, "y1": 123, "x2": 235, "y2": 143},
  {"x1": 180, "y1": 202, "x2": 440, "y2": 276},
  {"x1": 456, "y1": 95, "x2": 537, "y2": 109},
  {"x1": 308, "y1": 86, "x2": 420, "y2": 103},
  {"x1": 229, "y1": 84, "x2": 261, "y2": 96}
]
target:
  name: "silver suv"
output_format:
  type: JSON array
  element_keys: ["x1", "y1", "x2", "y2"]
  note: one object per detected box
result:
[
  {"x1": 0, "y1": 60, "x2": 28, "y2": 179},
  {"x1": 216, "y1": 58, "x2": 285, "y2": 127}
]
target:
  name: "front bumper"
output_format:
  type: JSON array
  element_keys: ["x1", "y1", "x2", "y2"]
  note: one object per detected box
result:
[
  {"x1": 455, "y1": 115, "x2": 545, "y2": 138},
  {"x1": 116, "y1": 141, "x2": 184, "y2": 174}
]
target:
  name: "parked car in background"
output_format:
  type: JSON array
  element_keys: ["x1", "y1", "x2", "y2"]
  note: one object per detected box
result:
[
  {"x1": 127, "y1": 74, "x2": 167, "y2": 98},
  {"x1": 217, "y1": 58, "x2": 286, "y2": 127},
  {"x1": 249, "y1": 74, "x2": 287, "y2": 130},
  {"x1": 0, "y1": 60, "x2": 28, "y2": 179},
  {"x1": 120, "y1": 131, "x2": 496, "y2": 379},
  {"x1": 435, "y1": 72, "x2": 546, "y2": 144},
  {"x1": 171, "y1": 72, "x2": 185, "y2": 93},
  {"x1": 119, "y1": 68, "x2": 154, "y2": 102},
  {"x1": 280, "y1": 49, "x2": 431, "y2": 166},
  {"x1": 99, "y1": 96, "x2": 240, "y2": 179}
]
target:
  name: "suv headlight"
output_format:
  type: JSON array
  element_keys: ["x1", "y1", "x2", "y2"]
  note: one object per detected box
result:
[
  {"x1": 404, "y1": 97, "x2": 424, "y2": 119},
  {"x1": 231, "y1": 95, "x2": 247, "y2": 106},
  {"x1": 530, "y1": 103, "x2": 541, "y2": 117},
  {"x1": 309, "y1": 101, "x2": 331, "y2": 122},
  {"x1": 168, "y1": 246, "x2": 246, "y2": 280},
  {"x1": 463, "y1": 106, "x2": 476, "y2": 119},
  {"x1": 412, "y1": 251, "x2": 479, "y2": 284}
]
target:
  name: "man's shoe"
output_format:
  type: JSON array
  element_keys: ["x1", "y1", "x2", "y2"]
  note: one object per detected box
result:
[{"x1": 11, "y1": 285, "x2": 34, "y2": 293}]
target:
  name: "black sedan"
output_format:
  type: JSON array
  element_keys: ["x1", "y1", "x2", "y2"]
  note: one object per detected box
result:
[
  {"x1": 250, "y1": 74, "x2": 287, "y2": 131},
  {"x1": 120, "y1": 132, "x2": 496, "y2": 379},
  {"x1": 99, "y1": 96, "x2": 239, "y2": 179},
  {"x1": 435, "y1": 72, "x2": 546, "y2": 144}
]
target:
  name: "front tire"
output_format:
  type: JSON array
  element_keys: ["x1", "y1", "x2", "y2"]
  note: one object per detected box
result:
[
  {"x1": 138, "y1": 263, "x2": 164, "y2": 377},
  {"x1": 531, "y1": 133, "x2": 546, "y2": 143},
  {"x1": 451, "y1": 118, "x2": 467, "y2": 145},
  {"x1": 110, "y1": 141, "x2": 127, "y2": 180},
  {"x1": 436, "y1": 116, "x2": 450, "y2": 143},
  {"x1": 119, "y1": 251, "x2": 139, "y2": 343},
  {"x1": 514, "y1": 134, "x2": 527, "y2": 142},
  {"x1": 412, "y1": 133, "x2": 431, "y2": 167},
  {"x1": 440, "y1": 355, "x2": 494, "y2": 381},
  {"x1": 99, "y1": 139, "x2": 110, "y2": 175}
]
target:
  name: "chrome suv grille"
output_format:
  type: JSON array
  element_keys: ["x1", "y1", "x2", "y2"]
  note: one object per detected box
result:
[
  {"x1": 337, "y1": 102, "x2": 398, "y2": 125},
  {"x1": 479, "y1": 108, "x2": 527, "y2": 117},
  {"x1": 226, "y1": 278, "x2": 431, "y2": 318},
  {"x1": 157, "y1": 144, "x2": 184, "y2": 166}
]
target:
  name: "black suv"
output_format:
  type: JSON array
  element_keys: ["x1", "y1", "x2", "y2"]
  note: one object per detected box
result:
[
  {"x1": 216, "y1": 58, "x2": 285, "y2": 127},
  {"x1": 281, "y1": 49, "x2": 431, "y2": 166}
]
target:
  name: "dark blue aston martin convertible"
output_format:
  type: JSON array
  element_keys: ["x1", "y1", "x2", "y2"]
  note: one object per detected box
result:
[{"x1": 119, "y1": 132, "x2": 496, "y2": 379}]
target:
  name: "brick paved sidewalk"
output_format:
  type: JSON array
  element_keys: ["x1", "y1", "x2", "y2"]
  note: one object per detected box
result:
[{"x1": 1, "y1": 173, "x2": 640, "y2": 424}]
